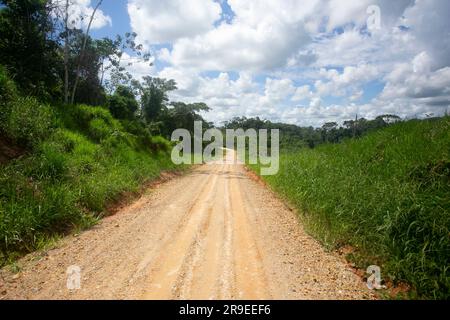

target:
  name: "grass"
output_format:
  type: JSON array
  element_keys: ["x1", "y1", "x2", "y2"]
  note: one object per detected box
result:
[
  {"x1": 250, "y1": 117, "x2": 450, "y2": 299},
  {"x1": 0, "y1": 100, "x2": 183, "y2": 265}
]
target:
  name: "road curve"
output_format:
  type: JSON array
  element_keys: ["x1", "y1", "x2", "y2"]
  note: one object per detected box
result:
[{"x1": 0, "y1": 152, "x2": 373, "y2": 300}]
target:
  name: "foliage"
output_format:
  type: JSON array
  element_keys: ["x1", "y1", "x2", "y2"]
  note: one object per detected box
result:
[
  {"x1": 0, "y1": 65, "x2": 16, "y2": 104},
  {"x1": 65, "y1": 29, "x2": 107, "y2": 105},
  {"x1": 3, "y1": 97, "x2": 54, "y2": 147},
  {"x1": 0, "y1": 0, "x2": 62, "y2": 100},
  {"x1": 223, "y1": 115, "x2": 403, "y2": 150},
  {"x1": 0, "y1": 101, "x2": 179, "y2": 263},
  {"x1": 158, "y1": 102, "x2": 211, "y2": 137},
  {"x1": 0, "y1": 1, "x2": 209, "y2": 267},
  {"x1": 250, "y1": 117, "x2": 450, "y2": 299},
  {"x1": 102, "y1": 32, "x2": 152, "y2": 93},
  {"x1": 141, "y1": 77, "x2": 177, "y2": 122},
  {"x1": 0, "y1": 65, "x2": 17, "y2": 127},
  {"x1": 108, "y1": 85, "x2": 139, "y2": 120}
]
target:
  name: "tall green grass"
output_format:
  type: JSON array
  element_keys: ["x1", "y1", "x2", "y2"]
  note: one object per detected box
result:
[
  {"x1": 251, "y1": 117, "x2": 450, "y2": 299},
  {"x1": 0, "y1": 101, "x2": 180, "y2": 264}
]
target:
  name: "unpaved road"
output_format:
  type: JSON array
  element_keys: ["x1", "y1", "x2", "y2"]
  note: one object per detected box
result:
[{"x1": 0, "y1": 152, "x2": 373, "y2": 300}]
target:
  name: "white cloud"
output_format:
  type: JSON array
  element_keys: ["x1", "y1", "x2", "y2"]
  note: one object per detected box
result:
[
  {"x1": 380, "y1": 52, "x2": 450, "y2": 107},
  {"x1": 264, "y1": 78, "x2": 296, "y2": 102},
  {"x1": 128, "y1": 0, "x2": 221, "y2": 44},
  {"x1": 150, "y1": 0, "x2": 314, "y2": 72},
  {"x1": 292, "y1": 85, "x2": 312, "y2": 102},
  {"x1": 124, "y1": 0, "x2": 450, "y2": 126},
  {"x1": 401, "y1": 0, "x2": 450, "y2": 69},
  {"x1": 52, "y1": 0, "x2": 112, "y2": 30},
  {"x1": 315, "y1": 64, "x2": 379, "y2": 97}
]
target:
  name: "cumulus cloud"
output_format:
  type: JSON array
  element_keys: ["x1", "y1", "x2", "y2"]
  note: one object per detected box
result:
[
  {"x1": 401, "y1": 0, "x2": 450, "y2": 69},
  {"x1": 148, "y1": 0, "x2": 315, "y2": 71},
  {"x1": 53, "y1": 0, "x2": 112, "y2": 30},
  {"x1": 128, "y1": 0, "x2": 221, "y2": 44},
  {"x1": 292, "y1": 85, "x2": 312, "y2": 102},
  {"x1": 125, "y1": 0, "x2": 450, "y2": 126},
  {"x1": 380, "y1": 52, "x2": 450, "y2": 106}
]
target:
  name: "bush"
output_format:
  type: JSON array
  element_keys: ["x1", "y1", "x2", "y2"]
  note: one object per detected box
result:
[
  {"x1": 108, "y1": 86, "x2": 138, "y2": 120},
  {"x1": 88, "y1": 118, "x2": 113, "y2": 142},
  {"x1": 0, "y1": 65, "x2": 17, "y2": 128},
  {"x1": 0, "y1": 91, "x2": 186, "y2": 264},
  {"x1": 4, "y1": 97, "x2": 54, "y2": 147},
  {"x1": 150, "y1": 135, "x2": 172, "y2": 153},
  {"x1": 0, "y1": 65, "x2": 16, "y2": 104},
  {"x1": 65, "y1": 104, "x2": 119, "y2": 131},
  {"x1": 102, "y1": 131, "x2": 134, "y2": 150},
  {"x1": 34, "y1": 141, "x2": 68, "y2": 180},
  {"x1": 121, "y1": 119, "x2": 153, "y2": 147}
]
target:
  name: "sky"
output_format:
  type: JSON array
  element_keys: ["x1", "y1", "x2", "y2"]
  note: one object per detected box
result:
[{"x1": 70, "y1": 0, "x2": 450, "y2": 127}]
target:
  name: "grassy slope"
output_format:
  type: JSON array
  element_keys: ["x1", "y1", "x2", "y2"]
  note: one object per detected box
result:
[
  {"x1": 0, "y1": 101, "x2": 181, "y2": 264},
  {"x1": 251, "y1": 117, "x2": 450, "y2": 299}
]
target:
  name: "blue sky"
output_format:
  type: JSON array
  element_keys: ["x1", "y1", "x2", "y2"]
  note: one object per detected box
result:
[
  {"x1": 78, "y1": 0, "x2": 450, "y2": 126},
  {"x1": 90, "y1": 0, "x2": 129, "y2": 39}
]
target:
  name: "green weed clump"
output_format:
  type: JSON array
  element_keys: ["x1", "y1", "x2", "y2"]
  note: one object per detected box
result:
[
  {"x1": 0, "y1": 65, "x2": 17, "y2": 113},
  {"x1": 4, "y1": 97, "x2": 54, "y2": 147},
  {"x1": 252, "y1": 117, "x2": 450, "y2": 299}
]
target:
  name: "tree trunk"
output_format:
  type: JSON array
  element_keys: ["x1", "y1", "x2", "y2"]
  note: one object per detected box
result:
[
  {"x1": 70, "y1": 0, "x2": 103, "y2": 104},
  {"x1": 63, "y1": 0, "x2": 70, "y2": 104}
]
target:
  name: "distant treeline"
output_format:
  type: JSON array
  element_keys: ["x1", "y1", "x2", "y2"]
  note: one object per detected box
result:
[{"x1": 222, "y1": 114, "x2": 403, "y2": 149}]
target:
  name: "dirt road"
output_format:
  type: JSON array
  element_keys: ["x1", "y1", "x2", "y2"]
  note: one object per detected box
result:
[{"x1": 0, "y1": 152, "x2": 373, "y2": 300}]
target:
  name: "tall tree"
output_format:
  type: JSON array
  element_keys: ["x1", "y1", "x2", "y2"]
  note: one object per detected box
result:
[
  {"x1": 108, "y1": 85, "x2": 138, "y2": 120},
  {"x1": 70, "y1": 0, "x2": 103, "y2": 104},
  {"x1": 68, "y1": 29, "x2": 106, "y2": 105},
  {"x1": 104, "y1": 32, "x2": 152, "y2": 94},
  {"x1": 63, "y1": 0, "x2": 70, "y2": 104},
  {"x1": 0, "y1": 0, "x2": 62, "y2": 99},
  {"x1": 141, "y1": 77, "x2": 177, "y2": 122},
  {"x1": 158, "y1": 102, "x2": 211, "y2": 138}
]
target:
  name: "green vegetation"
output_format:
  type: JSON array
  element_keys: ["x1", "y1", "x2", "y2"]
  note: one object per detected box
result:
[
  {"x1": 250, "y1": 117, "x2": 450, "y2": 299},
  {"x1": 0, "y1": 97, "x2": 181, "y2": 264},
  {"x1": 1, "y1": 0, "x2": 448, "y2": 301},
  {"x1": 223, "y1": 115, "x2": 401, "y2": 150},
  {"x1": 0, "y1": 1, "x2": 212, "y2": 264}
]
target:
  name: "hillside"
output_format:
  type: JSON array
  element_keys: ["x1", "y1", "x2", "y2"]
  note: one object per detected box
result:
[
  {"x1": 0, "y1": 76, "x2": 180, "y2": 264},
  {"x1": 251, "y1": 118, "x2": 450, "y2": 299}
]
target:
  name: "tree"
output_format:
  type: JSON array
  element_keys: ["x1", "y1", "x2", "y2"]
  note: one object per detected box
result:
[
  {"x1": 108, "y1": 85, "x2": 138, "y2": 120},
  {"x1": 321, "y1": 122, "x2": 338, "y2": 142},
  {"x1": 103, "y1": 32, "x2": 152, "y2": 94},
  {"x1": 141, "y1": 77, "x2": 177, "y2": 122},
  {"x1": 70, "y1": 0, "x2": 103, "y2": 104},
  {"x1": 67, "y1": 29, "x2": 106, "y2": 105},
  {"x1": 0, "y1": 0, "x2": 62, "y2": 100},
  {"x1": 158, "y1": 102, "x2": 211, "y2": 138},
  {"x1": 62, "y1": 0, "x2": 70, "y2": 104}
]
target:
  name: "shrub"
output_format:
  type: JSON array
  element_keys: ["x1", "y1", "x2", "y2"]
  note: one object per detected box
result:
[
  {"x1": 4, "y1": 97, "x2": 54, "y2": 147},
  {"x1": 121, "y1": 119, "x2": 153, "y2": 148},
  {"x1": 0, "y1": 65, "x2": 17, "y2": 128},
  {"x1": 66, "y1": 104, "x2": 118, "y2": 131},
  {"x1": 0, "y1": 65, "x2": 16, "y2": 103},
  {"x1": 0, "y1": 97, "x2": 182, "y2": 265},
  {"x1": 34, "y1": 141, "x2": 68, "y2": 180},
  {"x1": 150, "y1": 135, "x2": 172, "y2": 153},
  {"x1": 88, "y1": 118, "x2": 113, "y2": 142},
  {"x1": 108, "y1": 86, "x2": 138, "y2": 120},
  {"x1": 102, "y1": 131, "x2": 134, "y2": 150}
]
